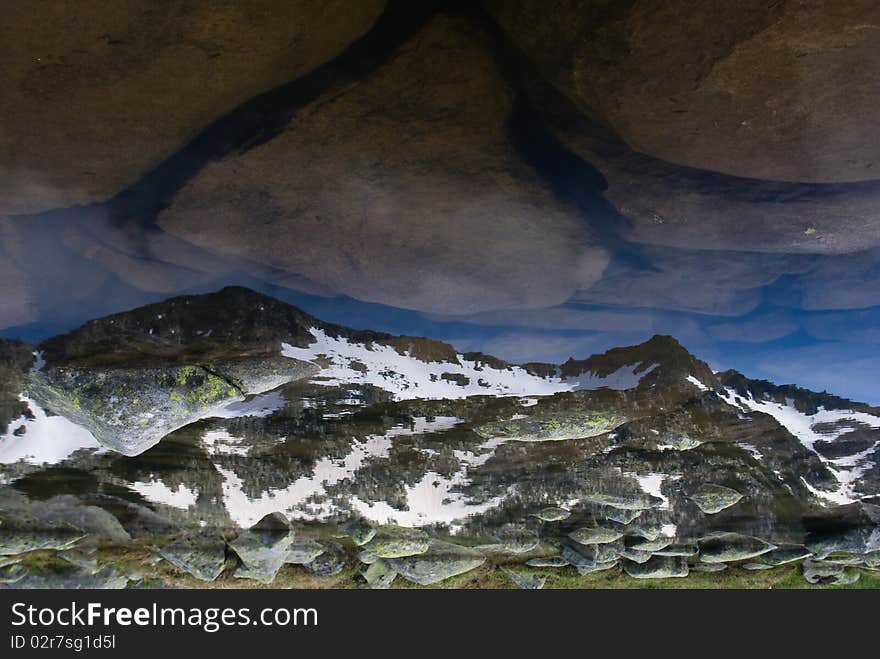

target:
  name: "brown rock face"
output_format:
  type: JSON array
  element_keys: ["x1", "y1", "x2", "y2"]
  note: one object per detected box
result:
[
  {"x1": 158, "y1": 15, "x2": 609, "y2": 315},
  {"x1": 486, "y1": 0, "x2": 880, "y2": 183},
  {"x1": 0, "y1": 0, "x2": 386, "y2": 215}
]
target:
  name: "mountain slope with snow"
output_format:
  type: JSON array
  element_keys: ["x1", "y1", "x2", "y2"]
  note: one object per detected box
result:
[{"x1": 719, "y1": 372, "x2": 880, "y2": 505}]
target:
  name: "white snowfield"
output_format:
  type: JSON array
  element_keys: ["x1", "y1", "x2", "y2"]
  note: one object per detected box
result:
[
  {"x1": 130, "y1": 480, "x2": 198, "y2": 509},
  {"x1": 281, "y1": 328, "x2": 658, "y2": 401},
  {"x1": 720, "y1": 388, "x2": 880, "y2": 505},
  {"x1": 0, "y1": 395, "x2": 103, "y2": 465}
]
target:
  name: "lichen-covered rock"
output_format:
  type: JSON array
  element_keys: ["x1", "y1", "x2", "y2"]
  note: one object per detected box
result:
[
  {"x1": 0, "y1": 562, "x2": 27, "y2": 584},
  {"x1": 82, "y1": 496, "x2": 179, "y2": 538},
  {"x1": 763, "y1": 546, "x2": 812, "y2": 566},
  {"x1": 0, "y1": 513, "x2": 84, "y2": 555},
  {"x1": 819, "y1": 553, "x2": 865, "y2": 566},
  {"x1": 356, "y1": 549, "x2": 380, "y2": 565},
  {"x1": 807, "y1": 526, "x2": 880, "y2": 559},
  {"x1": 618, "y1": 547, "x2": 653, "y2": 564},
  {"x1": 28, "y1": 365, "x2": 243, "y2": 456},
  {"x1": 691, "y1": 562, "x2": 728, "y2": 573},
  {"x1": 569, "y1": 526, "x2": 623, "y2": 545},
  {"x1": 305, "y1": 540, "x2": 346, "y2": 577},
  {"x1": 57, "y1": 550, "x2": 99, "y2": 572},
  {"x1": 576, "y1": 561, "x2": 618, "y2": 576},
  {"x1": 584, "y1": 492, "x2": 663, "y2": 511},
  {"x1": 802, "y1": 559, "x2": 861, "y2": 585},
  {"x1": 361, "y1": 559, "x2": 396, "y2": 589},
  {"x1": 230, "y1": 514, "x2": 295, "y2": 584},
  {"x1": 531, "y1": 507, "x2": 570, "y2": 522},
  {"x1": 362, "y1": 526, "x2": 430, "y2": 559},
  {"x1": 388, "y1": 541, "x2": 484, "y2": 586},
  {"x1": 341, "y1": 518, "x2": 377, "y2": 546},
  {"x1": 689, "y1": 484, "x2": 744, "y2": 515},
  {"x1": 603, "y1": 508, "x2": 644, "y2": 525},
  {"x1": 627, "y1": 536, "x2": 673, "y2": 553},
  {"x1": 3, "y1": 565, "x2": 128, "y2": 590},
  {"x1": 630, "y1": 522, "x2": 666, "y2": 543},
  {"x1": 561, "y1": 540, "x2": 622, "y2": 571},
  {"x1": 622, "y1": 555, "x2": 688, "y2": 579},
  {"x1": 525, "y1": 556, "x2": 568, "y2": 568},
  {"x1": 41, "y1": 496, "x2": 131, "y2": 546},
  {"x1": 502, "y1": 567, "x2": 546, "y2": 590},
  {"x1": 159, "y1": 531, "x2": 227, "y2": 582},
  {"x1": 476, "y1": 412, "x2": 626, "y2": 442},
  {"x1": 493, "y1": 525, "x2": 540, "y2": 554},
  {"x1": 285, "y1": 538, "x2": 326, "y2": 565},
  {"x1": 653, "y1": 544, "x2": 698, "y2": 558},
  {"x1": 698, "y1": 533, "x2": 775, "y2": 564}
]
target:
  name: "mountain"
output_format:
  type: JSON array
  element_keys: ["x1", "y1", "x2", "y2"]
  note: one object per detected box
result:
[
  {"x1": 717, "y1": 371, "x2": 880, "y2": 505},
  {"x1": 0, "y1": 286, "x2": 875, "y2": 509},
  {"x1": 3, "y1": 286, "x2": 712, "y2": 455},
  {"x1": 1, "y1": 287, "x2": 879, "y2": 588}
]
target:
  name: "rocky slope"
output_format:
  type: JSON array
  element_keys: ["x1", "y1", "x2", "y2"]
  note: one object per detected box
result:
[
  {"x1": 0, "y1": 286, "x2": 875, "y2": 504},
  {"x1": 7, "y1": 286, "x2": 726, "y2": 455},
  {"x1": 1, "y1": 287, "x2": 878, "y2": 588}
]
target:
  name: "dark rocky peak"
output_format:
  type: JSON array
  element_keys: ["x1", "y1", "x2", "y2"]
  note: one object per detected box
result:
[
  {"x1": 0, "y1": 338, "x2": 36, "y2": 434},
  {"x1": 561, "y1": 334, "x2": 719, "y2": 390},
  {"x1": 39, "y1": 286, "x2": 326, "y2": 368},
  {"x1": 36, "y1": 286, "x2": 474, "y2": 370}
]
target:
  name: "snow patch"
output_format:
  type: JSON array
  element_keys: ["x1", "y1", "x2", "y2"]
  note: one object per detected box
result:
[
  {"x1": 281, "y1": 329, "x2": 658, "y2": 401},
  {"x1": 566, "y1": 363, "x2": 659, "y2": 392},
  {"x1": 130, "y1": 480, "x2": 198, "y2": 510},
  {"x1": 213, "y1": 416, "x2": 479, "y2": 527},
  {"x1": 685, "y1": 375, "x2": 708, "y2": 391},
  {"x1": 0, "y1": 395, "x2": 102, "y2": 466},
  {"x1": 721, "y1": 388, "x2": 880, "y2": 504},
  {"x1": 202, "y1": 430, "x2": 251, "y2": 456}
]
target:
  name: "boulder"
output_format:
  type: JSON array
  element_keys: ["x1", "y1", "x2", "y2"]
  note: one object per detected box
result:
[
  {"x1": 476, "y1": 412, "x2": 626, "y2": 442},
  {"x1": 689, "y1": 484, "x2": 744, "y2": 515},
  {"x1": 388, "y1": 540, "x2": 485, "y2": 586},
  {"x1": 698, "y1": 533, "x2": 776, "y2": 564},
  {"x1": 525, "y1": 556, "x2": 568, "y2": 568},
  {"x1": 569, "y1": 526, "x2": 623, "y2": 545},
  {"x1": 362, "y1": 526, "x2": 430, "y2": 559},
  {"x1": 531, "y1": 507, "x2": 571, "y2": 522},
  {"x1": 230, "y1": 514, "x2": 295, "y2": 584},
  {"x1": 304, "y1": 540, "x2": 347, "y2": 577},
  {"x1": 502, "y1": 567, "x2": 546, "y2": 589},
  {"x1": 285, "y1": 538, "x2": 326, "y2": 566},
  {"x1": 0, "y1": 0, "x2": 386, "y2": 214},
  {"x1": 159, "y1": 531, "x2": 227, "y2": 581},
  {"x1": 486, "y1": 0, "x2": 880, "y2": 184},
  {"x1": 622, "y1": 555, "x2": 688, "y2": 579},
  {"x1": 493, "y1": 525, "x2": 540, "y2": 554},
  {"x1": 361, "y1": 559, "x2": 397, "y2": 589},
  {"x1": 158, "y1": 15, "x2": 608, "y2": 316}
]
